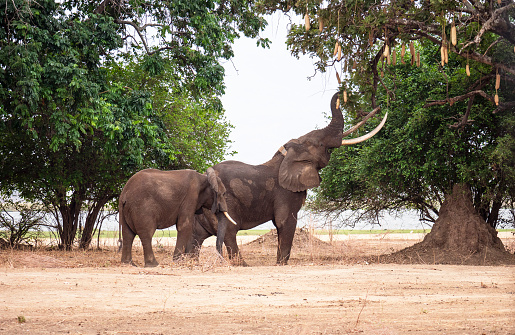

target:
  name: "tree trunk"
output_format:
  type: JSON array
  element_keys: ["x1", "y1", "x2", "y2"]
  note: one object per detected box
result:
[
  {"x1": 58, "y1": 197, "x2": 83, "y2": 251},
  {"x1": 79, "y1": 198, "x2": 108, "y2": 250}
]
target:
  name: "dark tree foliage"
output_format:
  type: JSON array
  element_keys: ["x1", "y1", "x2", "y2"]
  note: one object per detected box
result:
[
  {"x1": 0, "y1": 0, "x2": 267, "y2": 249},
  {"x1": 258, "y1": 1, "x2": 514, "y2": 232},
  {"x1": 316, "y1": 44, "x2": 514, "y2": 229}
]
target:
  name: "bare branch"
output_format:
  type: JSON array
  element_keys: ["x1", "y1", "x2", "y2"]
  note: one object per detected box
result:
[
  {"x1": 461, "y1": 3, "x2": 515, "y2": 50},
  {"x1": 424, "y1": 90, "x2": 495, "y2": 108}
]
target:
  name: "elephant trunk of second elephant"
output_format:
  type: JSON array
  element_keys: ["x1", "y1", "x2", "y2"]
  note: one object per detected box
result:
[
  {"x1": 214, "y1": 212, "x2": 238, "y2": 257},
  {"x1": 215, "y1": 212, "x2": 227, "y2": 257}
]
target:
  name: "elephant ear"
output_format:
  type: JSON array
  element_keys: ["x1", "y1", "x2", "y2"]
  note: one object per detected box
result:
[
  {"x1": 278, "y1": 142, "x2": 321, "y2": 192},
  {"x1": 206, "y1": 167, "x2": 229, "y2": 213}
]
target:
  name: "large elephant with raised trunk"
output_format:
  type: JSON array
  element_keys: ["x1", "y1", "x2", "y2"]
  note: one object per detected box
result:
[
  {"x1": 119, "y1": 168, "x2": 235, "y2": 267},
  {"x1": 194, "y1": 92, "x2": 388, "y2": 265}
]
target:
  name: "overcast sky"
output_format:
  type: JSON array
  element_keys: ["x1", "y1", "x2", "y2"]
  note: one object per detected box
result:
[{"x1": 220, "y1": 14, "x2": 339, "y2": 165}]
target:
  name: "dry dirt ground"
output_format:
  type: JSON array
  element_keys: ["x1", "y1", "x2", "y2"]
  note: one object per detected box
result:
[{"x1": 0, "y1": 231, "x2": 514, "y2": 334}]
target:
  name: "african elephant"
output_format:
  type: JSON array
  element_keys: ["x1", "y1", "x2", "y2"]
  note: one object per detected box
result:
[
  {"x1": 119, "y1": 168, "x2": 236, "y2": 267},
  {"x1": 194, "y1": 92, "x2": 387, "y2": 265}
]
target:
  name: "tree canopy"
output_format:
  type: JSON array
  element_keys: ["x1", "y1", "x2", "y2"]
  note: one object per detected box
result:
[
  {"x1": 258, "y1": 0, "x2": 514, "y2": 230},
  {"x1": 260, "y1": 0, "x2": 514, "y2": 114},
  {"x1": 315, "y1": 44, "x2": 515, "y2": 229},
  {"x1": 0, "y1": 0, "x2": 267, "y2": 249}
]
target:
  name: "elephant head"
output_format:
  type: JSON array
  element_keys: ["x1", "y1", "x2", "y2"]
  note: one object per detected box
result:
[
  {"x1": 278, "y1": 92, "x2": 387, "y2": 192},
  {"x1": 206, "y1": 167, "x2": 237, "y2": 225}
]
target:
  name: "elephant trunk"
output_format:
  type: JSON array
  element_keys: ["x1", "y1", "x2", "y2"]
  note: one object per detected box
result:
[
  {"x1": 315, "y1": 92, "x2": 345, "y2": 148},
  {"x1": 327, "y1": 92, "x2": 344, "y2": 133},
  {"x1": 296, "y1": 92, "x2": 344, "y2": 150}
]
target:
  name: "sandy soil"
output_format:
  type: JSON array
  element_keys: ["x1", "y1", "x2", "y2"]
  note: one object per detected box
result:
[{"x1": 1, "y1": 233, "x2": 514, "y2": 334}]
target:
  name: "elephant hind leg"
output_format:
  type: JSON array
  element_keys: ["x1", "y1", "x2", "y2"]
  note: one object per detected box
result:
[
  {"x1": 138, "y1": 229, "x2": 158, "y2": 267},
  {"x1": 120, "y1": 219, "x2": 136, "y2": 265}
]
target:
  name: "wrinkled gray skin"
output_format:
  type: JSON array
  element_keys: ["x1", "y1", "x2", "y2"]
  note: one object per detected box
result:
[
  {"x1": 193, "y1": 92, "x2": 345, "y2": 266},
  {"x1": 119, "y1": 168, "x2": 229, "y2": 267}
]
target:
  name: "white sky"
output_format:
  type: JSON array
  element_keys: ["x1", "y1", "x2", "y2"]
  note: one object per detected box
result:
[{"x1": 220, "y1": 14, "x2": 339, "y2": 165}]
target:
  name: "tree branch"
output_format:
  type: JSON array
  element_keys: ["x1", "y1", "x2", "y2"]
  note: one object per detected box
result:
[{"x1": 424, "y1": 90, "x2": 494, "y2": 108}]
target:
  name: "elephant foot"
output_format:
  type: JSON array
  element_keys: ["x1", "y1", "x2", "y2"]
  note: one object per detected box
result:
[
  {"x1": 144, "y1": 260, "x2": 159, "y2": 267},
  {"x1": 276, "y1": 258, "x2": 289, "y2": 266},
  {"x1": 121, "y1": 260, "x2": 138, "y2": 267},
  {"x1": 229, "y1": 256, "x2": 249, "y2": 267},
  {"x1": 173, "y1": 253, "x2": 197, "y2": 263}
]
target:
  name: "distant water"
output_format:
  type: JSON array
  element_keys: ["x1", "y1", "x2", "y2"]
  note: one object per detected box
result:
[
  {"x1": 89, "y1": 209, "x2": 432, "y2": 232},
  {"x1": 6, "y1": 208, "x2": 515, "y2": 232}
]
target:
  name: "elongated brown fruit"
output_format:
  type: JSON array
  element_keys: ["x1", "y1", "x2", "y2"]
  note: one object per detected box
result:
[
  {"x1": 451, "y1": 22, "x2": 457, "y2": 46},
  {"x1": 444, "y1": 45, "x2": 448, "y2": 64},
  {"x1": 318, "y1": 17, "x2": 323, "y2": 32},
  {"x1": 305, "y1": 13, "x2": 310, "y2": 31},
  {"x1": 494, "y1": 94, "x2": 499, "y2": 105},
  {"x1": 410, "y1": 42, "x2": 415, "y2": 65},
  {"x1": 336, "y1": 71, "x2": 341, "y2": 84},
  {"x1": 338, "y1": 44, "x2": 342, "y2": 61},
  {"x1": 392, "y1": 49, "x2": 397, "y2": 65},
  {"x1": 441, "y1": 46, "x2": 445, "y2": 66},
  {"x1": 333, "y1": 41, "x2": 339, "y2": 57},
  {"x1": 343, "y1": 90, "x2": 348, "y2": 103},
  {"x1": 466, "y1": 63, "x2": 470, "y2": 76},
  {"x1": 383, "y1": 44, "x2": 389, "y2": 58},
  {"x1": 416, "y1": 51, "x2": 420, "y2": 67},
  {"x1": 495, "y1": 73, "x2": 500, "y2": 90},
  {"x1": 401, "y1": 44, "x2": 406, "y2": 64}
]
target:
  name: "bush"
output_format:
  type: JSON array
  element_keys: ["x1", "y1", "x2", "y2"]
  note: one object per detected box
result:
[{"x1": 0, "y1": 198, "x2": 44, "y2": 248}]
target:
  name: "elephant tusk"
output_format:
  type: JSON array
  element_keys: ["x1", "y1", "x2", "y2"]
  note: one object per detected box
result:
[
  {"x1": 224, "y1": 211, "x2": 238, "y2": 225},
  {"x1": 342, "y1": 106, "x2": 381, "y2": 137},
  {"x1": 341, "y1": 112, "x2": 388, "y2": 145}
]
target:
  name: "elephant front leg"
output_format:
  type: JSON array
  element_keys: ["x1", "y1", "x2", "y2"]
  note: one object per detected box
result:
[
  {"x1": 173, "y1": 216, "x2": 194, "y2": 261},
  {"x1": 219, "y1": 217, "x2": 247, "y2": 266},
  {"x1": 275, "y1": 216, "x2": 298, "y2": 265}
]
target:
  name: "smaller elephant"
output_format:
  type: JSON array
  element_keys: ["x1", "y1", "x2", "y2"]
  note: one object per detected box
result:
[{"x1": 119, "y1": 168, "x2": 235, "y2": 267}]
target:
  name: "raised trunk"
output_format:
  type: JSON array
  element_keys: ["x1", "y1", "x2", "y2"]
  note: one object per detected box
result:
[
  {"x1": 327, "y1": 92, "x2": 345, "y2": 133},
  {"x1": 297, "y1": 92, "x2": 344, "y2": 149}
]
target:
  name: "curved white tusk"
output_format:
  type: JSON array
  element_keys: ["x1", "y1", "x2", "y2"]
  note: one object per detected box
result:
[
  {"x1": 342, "y1": 106, "x2": 381, "y2": 137},
  {"x1": 341, "y1": 112, "x2": 388, "y2": 145},
  {"x1": 223, "y1": 211, "x2": 238, "y2": 225}
]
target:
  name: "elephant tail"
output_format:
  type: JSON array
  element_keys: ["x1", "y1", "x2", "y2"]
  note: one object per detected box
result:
[{"x1": 118, "y1": 200, "x2": 126, "y2": 252}]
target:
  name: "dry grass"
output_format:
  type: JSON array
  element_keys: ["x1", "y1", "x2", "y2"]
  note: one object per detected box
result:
[{"x1": 1, "y1": 230, "x2": 514, "y2": 268}]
